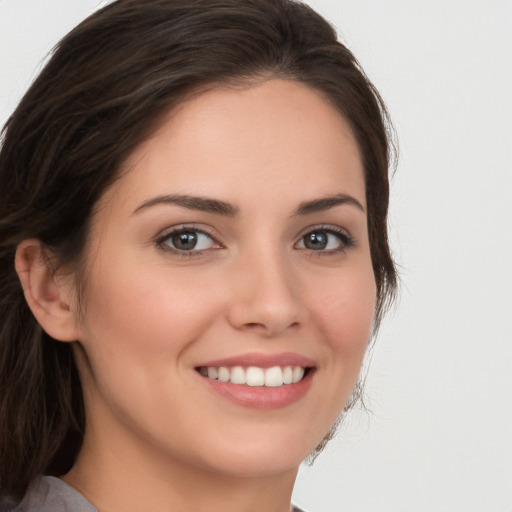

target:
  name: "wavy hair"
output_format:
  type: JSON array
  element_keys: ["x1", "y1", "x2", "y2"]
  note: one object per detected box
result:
[{"x1": 0, "y1": 0, "x2": 397, "y2": 499}]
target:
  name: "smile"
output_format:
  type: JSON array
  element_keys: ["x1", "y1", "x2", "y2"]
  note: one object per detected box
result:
[
  {"x1": 197, "y1": 365, "x2": 307, "y2": 387},
  {"x1": 195, "y1": 353, "x2": 316, "y2": 408}
]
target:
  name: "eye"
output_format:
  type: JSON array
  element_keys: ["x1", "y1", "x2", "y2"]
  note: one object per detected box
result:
[
  {"x1": 158, "y1": 228, "x2": 218, "y2": 252},
  {"x1": 296, "y1": 228, "x2": 354, "y2": 252}
]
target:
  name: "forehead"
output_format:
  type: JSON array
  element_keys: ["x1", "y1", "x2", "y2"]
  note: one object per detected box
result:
[{"x1": 103, "y1": 78, "x2": 365, "y2": 214}]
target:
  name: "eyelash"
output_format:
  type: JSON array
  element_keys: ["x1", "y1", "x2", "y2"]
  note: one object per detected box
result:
[
  {"x1": 156, "y1": 226, "x2": 220, "y2": 258},
  {"x1": 296, "y1": 225, "x2": 355, "y2": 254},
  {"x1": 156, "y1": 225, "x2": 355, "y2": 257}
]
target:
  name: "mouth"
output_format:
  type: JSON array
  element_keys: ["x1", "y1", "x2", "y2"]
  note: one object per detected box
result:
[
  {"x1": 194, "y1": 353, "x2": 316, "y2": 408},
  {"x1": 195, "y1": 365, "x2": 311, "y2": 387}
]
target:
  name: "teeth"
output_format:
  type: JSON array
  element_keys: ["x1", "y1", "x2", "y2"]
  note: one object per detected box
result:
[
  {"x1": 218, "y1": 366, "x2": 230, "y2": 382},
  {"x1": 230, "y1": 366, "x2": 246, "y2": 385},
  {"x1": 292, "y1": 366, "x2": 305, "y2": 383},
  {"x1": 283, "y1": 366, "x2": 293, "y2": 384},
  {"x1": 198, "y1": 365, "x2": 308, "y2": 386},
  {"x1": 246, "y1": 366, "x2": 265, "y2": 386},
  {"x1": 265, "y1": 366, "x2": 283, "y2": 387}
]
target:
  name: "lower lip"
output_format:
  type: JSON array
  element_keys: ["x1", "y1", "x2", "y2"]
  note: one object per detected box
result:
[{"x1": 199, "y1": 371, "x2": 314, "y2": 409}]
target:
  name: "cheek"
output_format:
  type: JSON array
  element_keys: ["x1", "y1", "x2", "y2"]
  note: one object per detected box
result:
[
  {"x1": 77, "y1": 261, "x2": 223, "y2": 370},
  {"x1": 307, "y1": 264, "x2": 376, "y2": 365},
  {"x1": 295, "y1": 264, "x2": 376, "y2": 440},
  {"x1": 74, "y1": 262, "x2": 229, "y2": 434}
]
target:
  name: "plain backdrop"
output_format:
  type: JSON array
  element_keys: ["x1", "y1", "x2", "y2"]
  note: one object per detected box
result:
[{"x1": 1, "y1": 1, "x2": 511, "y2": 511}]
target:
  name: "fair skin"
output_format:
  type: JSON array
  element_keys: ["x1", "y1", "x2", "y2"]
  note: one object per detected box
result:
[{"x1": 16, "y1": 79, "x2": 376, "y2": 512}]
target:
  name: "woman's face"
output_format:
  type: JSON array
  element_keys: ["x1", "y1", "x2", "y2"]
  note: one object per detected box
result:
[{"x1": 72, "y1": 78, "x2": 376, "y2": 478}]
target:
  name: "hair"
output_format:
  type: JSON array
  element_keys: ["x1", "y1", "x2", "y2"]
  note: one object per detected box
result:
[{"x1": 0, "y1": 0, "x2": 397, "y2": 499}]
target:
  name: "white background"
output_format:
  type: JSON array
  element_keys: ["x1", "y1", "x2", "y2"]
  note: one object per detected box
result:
[{"x1": 1, "y1": 1, "x2": 511, "y2": 511}]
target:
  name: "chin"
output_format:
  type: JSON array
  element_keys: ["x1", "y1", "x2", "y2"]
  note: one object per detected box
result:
[{"x1": 186, "y1": 421, "x2": 326, "y2": 478}]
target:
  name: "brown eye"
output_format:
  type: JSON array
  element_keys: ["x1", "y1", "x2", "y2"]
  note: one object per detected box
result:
[
  {"x1": 296, "y1": 228, "x2": 354, "y2": 252},
  {"x1": 172, "y1": 231, "x2": 198, "y2": 250},
  {"x1": 160, "y1": 229, "x2": 217, "y2": 252},
  {"x1": 302, "y1": 232, "x2": 329, "y2": 250}
]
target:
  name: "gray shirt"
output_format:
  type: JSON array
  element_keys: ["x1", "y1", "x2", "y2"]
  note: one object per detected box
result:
[
  {"x1": 2, "y1": 476, "x2": 307, "y2": 511},
  {"x1": 3, "y1": 477, "x2": 97, "y2": 512}
]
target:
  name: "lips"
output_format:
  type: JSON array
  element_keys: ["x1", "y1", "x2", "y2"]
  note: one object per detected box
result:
[{"x1": 195, "y1": 352, "x2": 316, "y2": 409}]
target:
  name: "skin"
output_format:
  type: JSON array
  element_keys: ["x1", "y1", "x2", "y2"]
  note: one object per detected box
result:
[{"x1": 17, "y1": 78, "x2": 376, "y2": 512}]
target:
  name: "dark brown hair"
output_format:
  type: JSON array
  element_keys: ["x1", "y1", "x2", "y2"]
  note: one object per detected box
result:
[{"x1": 0, "y1": 0, "x2": 397, "y2": 499}]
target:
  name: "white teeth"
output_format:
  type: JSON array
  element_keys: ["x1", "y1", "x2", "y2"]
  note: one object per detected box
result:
[
  {"x1": 264, "y1": 366, "x2": 283, "y2": 387},
  {"x1": 218, "y1": 366, "x2": 230, "y2": 382},
  {"x1": 283, "y1": 366, "x2": 293, "y2": 384},
  {"x1": 292, "y1": 366, "x2": 305, "y2": 383},
  {"x1": 230, "y1": 366, "x2": 246, "y2": 385},
  {"x1": 199, "y1": 365, "x2": 308, "y2": 387},
  {"x1": 246, "y1": 367, "x2": 265, "y2": 386}
]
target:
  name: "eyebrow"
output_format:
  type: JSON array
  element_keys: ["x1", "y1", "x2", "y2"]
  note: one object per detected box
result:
[
  {"x1": 294, "y1": 193, "x2": 365, "y2": 215},
  {"x1": 133, "y1": 194, "x2": 239, "y2": 216},
  {"x1": 132, "y1": 192, "x2": 364, "y2": 217}
]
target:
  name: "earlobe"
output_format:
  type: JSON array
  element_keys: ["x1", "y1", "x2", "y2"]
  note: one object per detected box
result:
[{"x1": 15, "y1": 239, "x2": 79, "y2": 342}]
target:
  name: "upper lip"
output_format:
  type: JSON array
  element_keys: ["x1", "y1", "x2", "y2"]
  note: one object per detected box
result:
[{"x1": 196, "y1": 352, "x2": 316, "y2": 369}]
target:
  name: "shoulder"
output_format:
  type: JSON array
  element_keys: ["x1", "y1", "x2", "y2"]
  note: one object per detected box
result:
[
  {"x1": 5, "y1": 479, "x2": 308, "y2": 512},
  {"x1": 5, "y1": 476, "x2": 97, "y2": 512}
]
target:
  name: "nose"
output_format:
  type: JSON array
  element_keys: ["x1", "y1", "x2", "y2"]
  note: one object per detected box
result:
[{"x1": 226, "y1": 247, "x2": 307, "y2": 338}]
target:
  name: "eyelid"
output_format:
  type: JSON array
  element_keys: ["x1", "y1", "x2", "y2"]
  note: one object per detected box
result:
[
  {"x1": 296, "y1": 224, "x2": 352, "y2": 239},
  {"x1": 295, "y1": 224, "x2": 355, "y2": 252},
  {"x1": 155, "y1": 224, "x2": 223, "y2": 255}
]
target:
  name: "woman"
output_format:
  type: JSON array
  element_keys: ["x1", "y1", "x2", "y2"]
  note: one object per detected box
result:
[{"x1": 0, "y1": 0, "x2": 397, "y2": 510}]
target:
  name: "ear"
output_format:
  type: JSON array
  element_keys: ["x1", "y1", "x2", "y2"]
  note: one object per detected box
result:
[{"x1": 15, "y1": 239, "x2": 80, "y2": 342}]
